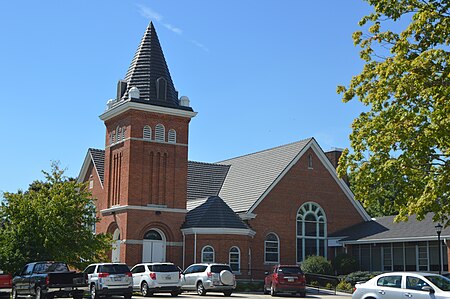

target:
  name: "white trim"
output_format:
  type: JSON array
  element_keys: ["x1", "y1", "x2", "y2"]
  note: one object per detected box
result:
[
  {"x1": 181, "y1": 227, "x2": 256, "y2": 236},
  {"x1": 239, "y1": 213, "x2": 256, "y2": 220},
  {"x1": 338, "y1": 236, "x2": 448, "y2": 245},
  {"x1": 101, "y1": 205, "x2": 187, "y2": 215},
  {"x1": 247, "y1": 138, "x2": 371, "y2": 221},
  {"x1": 122, "y1": 239, "x2": 183, "y2": 246},
  {"x1": 99, "y1": 100, "x2": 197, "y2": 121},
  {"x1": 105, "y1": 137, "x2": 188, "y2": 148}
]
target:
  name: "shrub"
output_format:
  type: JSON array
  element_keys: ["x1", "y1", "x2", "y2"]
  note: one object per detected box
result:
[
  {"x1": 325, "y1": 282, "x2": 334, "y2": 289},
  {"x1": 332, "y1": 253, "x2": 359, "y2": 275},
  {"x1": 337, "y1": 280, "x2": 353, "y2": 292},
  {"x1": 343, "y1": 271, "x2": 383, "y2": 286},
  {"x1": 301, "y1": 255, "x2": 333, "y2": 275}
]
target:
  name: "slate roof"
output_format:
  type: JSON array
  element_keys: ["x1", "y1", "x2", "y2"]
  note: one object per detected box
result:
[
  {"x1": 121, "y1": 22, "x2": 192, "y2": 111},
  {"x1": 187, "y1": 161, "x2": 229, "y2": 201},
  {"x1": 88, "y1": 148, "x2": 105, "y2": 183},
  {"x1": 181, "y1": 196, "x2": 250, "y2": 229},
  {"x1": 216, "y1": 138, "x2": 312, "y2": 212},
  {"x1": 330, "y1": 213, "x2": 450, "y2": 243}
]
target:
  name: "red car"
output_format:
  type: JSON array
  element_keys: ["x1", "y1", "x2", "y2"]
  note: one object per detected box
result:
[{"x1": 264, "y1": 265, "x2": 306, "y2": 297}]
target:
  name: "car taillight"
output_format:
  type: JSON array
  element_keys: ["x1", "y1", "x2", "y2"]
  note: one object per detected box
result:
[
  {"x1": 98, "y1": 273, "x2": 110, "y2": 278},
  {"x1": 45, "y1": 276, "x2": 50, "y2": 286},
  {"x1": 273, "y1": 273, "x2": 278, "y2": 282},
  {"x1": 207, "y1": 272, "x2": 212, "y2": 278},
  {"x1": 150, "y1": 272, "x2": 156, "y2": 280},
  {"x1": 125, "y1": 272, "x2": 132, "y2": 277},
  {"x1": 353, "y1": 287, "x2": 357, "y2": 293},
  {"x1": 299, "y1": 275, "x2": 306, "y2": 283}
]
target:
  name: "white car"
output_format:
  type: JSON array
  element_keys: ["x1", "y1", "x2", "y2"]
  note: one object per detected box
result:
[
  {"x1": 353, "y1": 272, "x2": 450, "y2": 299},
  {"x1": 83, "y1": 263, "x2": 133, "y2": 299},
  {"x1": 130, "y1": 263, "x2": 181, "y2": 297},
  {"x1": 181, "y1": 263, "x2": 235, "y2": 296}
]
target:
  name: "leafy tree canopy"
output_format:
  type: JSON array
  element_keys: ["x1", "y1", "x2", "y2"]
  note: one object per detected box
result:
[
  {"x1": 337, "y1": 0, "x2": 450, "y2": 224},
  {"x1": 0, "y1": 162, "x2": 111, "y2": 273}
]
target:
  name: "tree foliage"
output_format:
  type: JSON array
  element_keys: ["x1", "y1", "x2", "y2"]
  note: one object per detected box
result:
[
  {"x1": 337, "y1": 0, "x2": 450, "y2": 224},
  {"x1": 0, "y1": 162, "x2": 111, "y2": 273},
  {"x1": 301, "y1": 255, "x2": 333, "y2": 275}
]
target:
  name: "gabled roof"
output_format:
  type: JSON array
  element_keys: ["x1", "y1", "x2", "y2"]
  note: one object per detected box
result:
[
  {"x1": 330, "y1": 213, "x2": 450, "y2": 244},
  {"x1": 215, "y1": 138, "x2": 312, "y2": 212},
  {"x1": 77, "y1": 148, "x2": 105, "y2": 188},
  {"x1": 121, "y1": 22, "x2": 192, "y2": 111},
  {"x1": 187, "y1": 161, "x2": 229, "y2": 201},
  {"x1": 181, "y1": 196, "x2": 250, "y2": 230}
]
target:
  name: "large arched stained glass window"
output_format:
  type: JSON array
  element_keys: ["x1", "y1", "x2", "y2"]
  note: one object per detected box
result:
[{"x1": 296, "y1": 202, "x2": 327, "y2": 262}]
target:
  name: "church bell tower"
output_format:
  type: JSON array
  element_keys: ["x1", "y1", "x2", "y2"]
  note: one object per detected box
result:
[{"x1": 97, "y1": 22, "x2": 197, "y2": 266}]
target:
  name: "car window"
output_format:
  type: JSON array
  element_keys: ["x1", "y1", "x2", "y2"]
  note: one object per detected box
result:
[
  {"x1": 34, "y1": 262, "x2": 68, "y2": 274},
  {"x1": 131, "y1": 266, "x2": 144, "y2": 274},
  {"x1": 21, "y1": 264, "x2": 33, "y2": 275},
  {"x1": 425, "y1": 275, "x2": 450, "y2": 291},
  {"x1": 99, "y1": 264, "x2": 130, "y2": 274},
  {"x1": 152, "y1": 264, "x2": 178, "y2": 272},
  {"x1": 377, "y1": 275, "x2": 402, "y2": 288},
  {"x1": 197, "y1": 266, "x2": 207, "y2": 273},
  {"x1": 84, "y1": 266, "x2": 95, "y2": 274},
  {"x1": 406, "y1": 276, "x2": 429, "y2": 291},
  {"x1": 278, "y1": 267, "x2": 303, "y2": 275},
  {"x1": 210, "y1": 265, "x2": 232, "y2": 273},
  {"x1": 183, "y1": 265, "x2": 195, "y2": 274}
]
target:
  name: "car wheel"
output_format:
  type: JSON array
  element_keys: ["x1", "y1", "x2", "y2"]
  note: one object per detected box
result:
[
  {"x1": 196, "y1": 282, "x2": 206, "y2": 296},
  {"x1": 90, "y1": 284, "x2": 98, "y2": 299},
  {"x1": 12, "y1": 286, "x2": 18, "y2": 299},
  {"x1": 141, "y1": 281, "x2": 149, "y2": 297},
  {"x1": 299, "y1": 291, "x2": 306, "y2": 298},
  {"x1": 123, "y1": 293, "x2": 132, "y2": 299},
  {"x1": 170, "y1": 291, "x2": 178, "y2": 297},
  {"x1": 270, "y1": 284, "x2": 277, "y2": 297},
  {"x1": 263, "y1": 284, "x2": 269, "y2": 295},
  {"x1": 223, "y1": 290, "x2": 232, "y2": 297}
]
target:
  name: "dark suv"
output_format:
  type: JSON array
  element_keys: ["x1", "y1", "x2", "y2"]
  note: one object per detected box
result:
[{"x1": 264, "y1": 265, "x2": 306, "y2": 297}]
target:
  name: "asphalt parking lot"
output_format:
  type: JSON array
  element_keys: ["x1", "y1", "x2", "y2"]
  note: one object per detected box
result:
[{"x1": 131, "y1": 289, "x2": 352, "y2": 299}]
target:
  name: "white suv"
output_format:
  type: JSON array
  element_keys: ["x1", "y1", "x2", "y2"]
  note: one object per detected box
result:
[
  {"x1": 83, "y1": 263, "x2": 133, "y2": 299},
  {"x1": 181, "y1": 263, "x2": 235, "y2": 296},
  {"x1": 130, "y1": 263, "x2": 181, "y2": 296}
]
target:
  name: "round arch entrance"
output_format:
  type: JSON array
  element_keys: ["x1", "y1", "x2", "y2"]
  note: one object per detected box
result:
[
  {"x1": 142, "y1": 229, "x2": 166, "y2": 262},
  {"x1": 112, "y1": 228, "x2": 121, "y2": 262}
]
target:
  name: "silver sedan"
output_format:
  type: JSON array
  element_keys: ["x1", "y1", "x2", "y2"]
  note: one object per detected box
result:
[{"x1": 353, "y1": 272, "x2": 450, "y2": 299}]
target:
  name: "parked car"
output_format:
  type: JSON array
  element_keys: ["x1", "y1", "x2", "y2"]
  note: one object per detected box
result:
[
  {"x1": 12, "y1": 261, "x2": 87, "y2": 299},
  {"x1": 83, "y1": 263, "x2": 132, "y2": 299},
  {"x1": 181, "y1": 263, "x2": 235, "y2": 296},
  {"x1": 263, "y1": 265, "x2": 306, "y2": 297},
  {"x1": 353, "y1": 272, "x2": 450, "y2": 299},
  {"x1": 130, "y1": 262, "x2": 181, "y2": 296},
  {"x1": 0, "y1": 271, "x2": 12, "y2": 299}
]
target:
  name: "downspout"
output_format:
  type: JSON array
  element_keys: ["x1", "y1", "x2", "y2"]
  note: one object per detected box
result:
[
  {"x1": 194, "y1": 233, "x2": 197, "y2": 263},
  {"x1": 182, "y1": 232, "x2": 185, "y2": 269}
]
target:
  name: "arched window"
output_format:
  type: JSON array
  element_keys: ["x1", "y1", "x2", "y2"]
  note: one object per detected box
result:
[
  {"x1": 308, "y1": 154, "x2": 313, "y2": 169},
  {"x1": 168, "y1": 129, "x2": 176, "y2": 143},
  {"x1": 144, "y1": 229, "x2": 163, "y2": 240},
  {"x1": 265, "y1": 233, "x2": 279, "y2": 263},
  {"x1": 296, "y1": 202, "x2": 327, "y2": 262},
  {"x1": 156, "y1": 77, "x2": 167, "y2": 100},
  {"x1": 143, "y1": 125, "x2": 152, "y2": 140},
  {"x1": 112, "y1": 228, "x2": 120, "y2": 262},
  {"x1": 229, "y1": 247, "x2": 240, "y2": 273},
  {"x1": 202, "y1": 246, "x2": 215, "y2": 263},
  {"x1": 155, "y1": 124, "x2": 165, "y2": 142},
  {"x1": 110, "y1": 132, "x2": 114, "y2": 144}
]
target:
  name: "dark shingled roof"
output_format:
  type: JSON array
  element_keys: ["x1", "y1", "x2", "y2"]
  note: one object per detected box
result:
[
  {"x1": 187, "y1": 161, "x2": 229, "y2": 201},
  {"x1": 121, "y1": 22, "x2": 192, "y2": 111},
  {"x1": 330, "y1": 213, "x2": 450, "y2": 243},
  {"x1": 182, "y1": 196, "x2": 250, "y2": 229},
  {"x1": 89, "y1": 148, "x2": 105, "y2": 183}
]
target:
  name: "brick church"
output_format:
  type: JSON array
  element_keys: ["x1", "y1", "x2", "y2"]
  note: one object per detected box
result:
[{"x1": 78, "y1": 22, "x2": 449, "y2": 277}]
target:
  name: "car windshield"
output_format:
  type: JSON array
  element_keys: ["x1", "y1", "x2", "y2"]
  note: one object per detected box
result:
[
  {"x1": 99, "y1": 264, "x2": 130, "y2": 274},
  {"x1": 425, "y1": 275, "x2": 450, "y2": 291},
  {"x1": 210, "y1": 265, "x2": 232, "y2": 273},
  {"x1": 152, "y1": 265, "x2": 179, "y2": 272},
  {"x1": 278, "y1": 267, "x2": 302, "y2": 275}
]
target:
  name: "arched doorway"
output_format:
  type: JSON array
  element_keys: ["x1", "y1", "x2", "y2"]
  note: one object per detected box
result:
[
  {"x1": 142, "y1": 229, "x2": 166, "y2": 262},
  {"x1": 112, "y1": 228, "x2": 121, "y2": 262}
]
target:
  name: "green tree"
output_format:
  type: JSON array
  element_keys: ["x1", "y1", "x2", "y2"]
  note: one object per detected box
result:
[
  {"x1": 301, "y1": 255, "x2": 333, "y2": 275},
  {"x1": 337, "y1": 0, "x2": 450, "y2": 224},
  {"x1": 0, "y1": 162, "x2": 111, "y2": 273}
]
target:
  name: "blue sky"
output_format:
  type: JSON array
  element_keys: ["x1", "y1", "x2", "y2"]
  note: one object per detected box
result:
[{"x1": 0, "y1": 0, "x2": 373, "y2": 195}]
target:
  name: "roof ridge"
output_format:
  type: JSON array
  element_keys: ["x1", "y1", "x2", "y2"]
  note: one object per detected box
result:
[
  {"x1": 88, "y1": 148, "x2": 104, "y2": 152},
  {"x1": 188, "y1": 160, "x2": 229, "y2": 167},
  {"x1": 217, "y1": 137, "x2": 313, "y2": 163}
]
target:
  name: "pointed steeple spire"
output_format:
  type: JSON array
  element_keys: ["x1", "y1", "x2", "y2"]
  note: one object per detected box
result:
[{"x1": 119, "y1": 22, "x2": 189, "y2": 110}]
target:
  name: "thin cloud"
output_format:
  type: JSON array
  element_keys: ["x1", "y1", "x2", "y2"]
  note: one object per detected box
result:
[{"x1": 135, "y1": 4, "x2": 208, "y2": 52}]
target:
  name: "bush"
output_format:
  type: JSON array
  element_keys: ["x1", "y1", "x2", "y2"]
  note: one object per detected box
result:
[
  {"x1": 332, "y1": 253, "x2": 359, "y2": 275},
  {"x1": 336, "y1": 280, "x2": 353, "y2": 292},
  {"x1": 234, "y1": 280, "x2": 264, "y2": 292},
  {"x1": 343, "y1": 271, "x2": 383, "y2": 286},
  {"x1": 301, "y1": 255, "x2": 333, "y2": 275}
]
